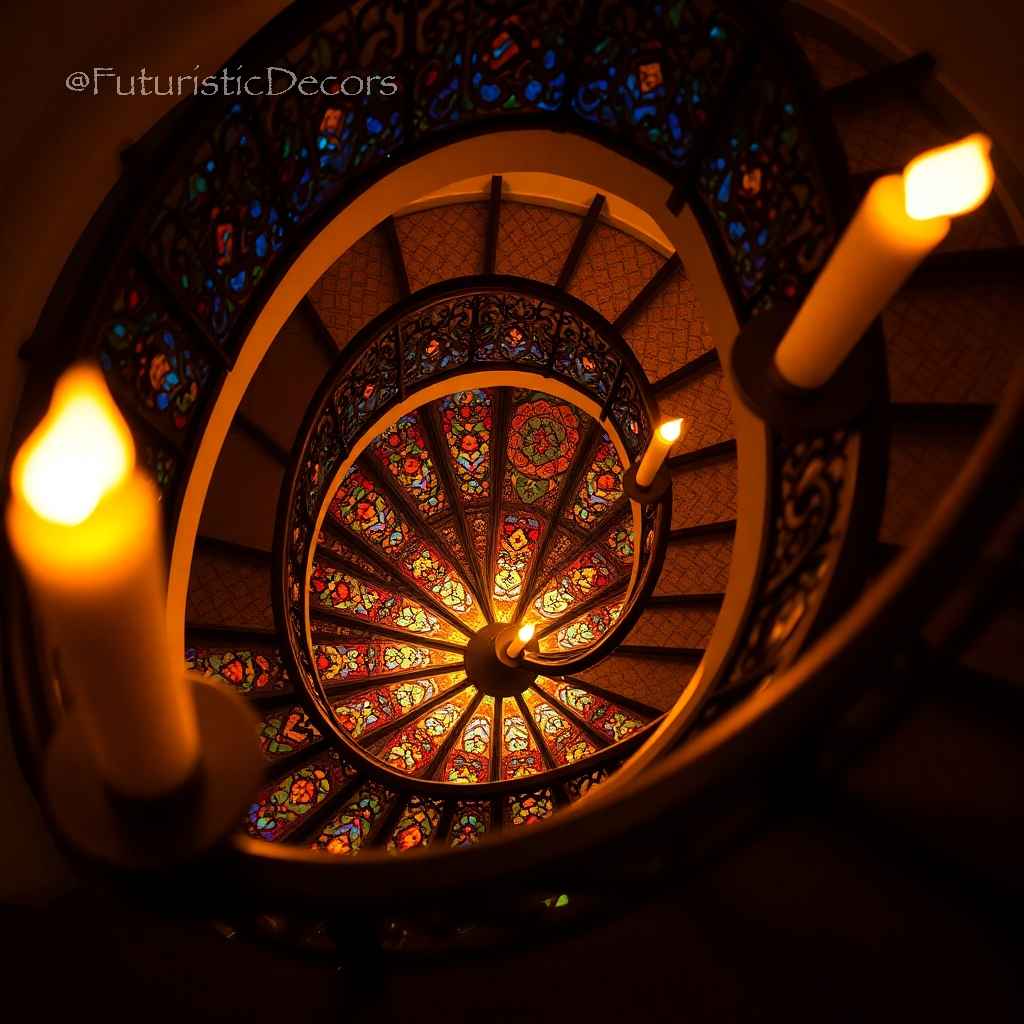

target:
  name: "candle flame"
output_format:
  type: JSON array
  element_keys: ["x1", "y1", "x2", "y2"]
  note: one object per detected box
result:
[
  {"x1": 517, "y1": 623, "x2": 535, "y2": 644},
  {"x1": 13, "y1": 365, "x2": 135, "y2": 526},
  {"x1": 657, "y1": 418, "x2": 684, "y2": 443},
  {"x1": 903, "y1": 134, "x2": 994, "y2": 221}
]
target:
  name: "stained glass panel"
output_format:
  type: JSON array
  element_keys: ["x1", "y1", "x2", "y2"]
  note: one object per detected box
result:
[
  {"x1": 314, "y1": 641, "x2": 461, "y2": 685},
  {"x1": 538, "y1": 601, "x2": 624, "y2": 652},
  {"x1": 505, "y1": 788, "x2": 555, "y2": 827},
  {"x1": 568, "y1": 437, "x2": 623, "y2": 531},
  {"x1": 531, "y1": 547, "x2": 617, "y2": 621},
  {"x1": 99, "y1": 266, "x2": 212, "y2": 434},
  {"x1": 374, "y1": 686, "x2": 477, "y2": 776},
  {"x1": 499, "y1": 696, "x2": 544, "y2": 780},
  {"x1": 493, "y1": 511, "x2": 544, "y2": 621},
  {"x1": 310, "y1": 780, "x2": 395, "y2": 856},
  {"x1": 368, "y1": 412, "x2": 448, "y2": 519},
  {"x1": 245, "y1": 749, "x2": 356, "y2": 842},
  {"x1": 329, "y1": 467, "x2": 484, "y2": 629},
  {"x1": 536, "y1": 677, "x2": 647, "y2": 742},
  {"x1": 522, "y1": 688, "x2": 597, "y2": 765},
  {"x1": 316, "y1": 533, "x2": 394, "y2": 585},
  {"x1": 186, "y1": 645, "x2": 291, "y2": 696},
  {"x1": 504, "y1": 392, "x2": 582, "y2": 511},
  {"x1": 257, "y1": 704, "x2": 322, "y2": 761},
  {"x1": 448, "y1": 800, "x2": 492, "y2": 847},
  {"x1": 439, "y1": 390, "x2": 492, "y2": 504},
  {"x1": 602, "y1": 513, "x2": 636, "y2": 567},
  {"x1": 696, "y1": 50, "x2": 835, "y2": 307},
  {"x1": 331, "y1": 672, "x2": 467, "y2": 741},
  {"x1": 387, "y1": 795, "x2": 445, "y2": 853},
  {"x1": 310, "y1": 561, "x2": 467, "y2": 643},
  {"x1": 441, "y1": 695, "x2": 495, "y2": 784}
]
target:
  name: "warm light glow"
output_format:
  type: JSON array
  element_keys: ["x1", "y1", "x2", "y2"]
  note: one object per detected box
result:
[
  {"x1": 505, "y1": 622, "x2": 536, "y2": 659},
  {"x1": 903, "y1": 134, "x2": 994, "y2": 221},
  {"x1": 13, "y1": 365, "x2": 134, "y2": 526},
  {"x1": 657, "y1": 418, "x2": 684, "y2": 443}
]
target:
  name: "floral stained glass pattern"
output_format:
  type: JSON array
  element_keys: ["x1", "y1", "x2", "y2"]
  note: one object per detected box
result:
[
  {"x1": 310, "y1": 562, "x2": 466, "y2": 643},
  {"x1": 539, "y1": 601, "x2": 624, "y2": 652},
  {"x1": 257, "y1": 705, "x2": 322, "y2": 761},
  {"x1": 331, "y1": 673, "x2": 467, "y2": 741},
  {"x1": 566, "y1": 766, "x2": 613, "y2": 802},
  {"x1": 531, "y1": 547, "x2": 617, "y2": 621},
  {"x1": 441, "y1": 696, "x2": 495, "y2": 784},
  {"x1": 374, "y1": 686, "x2": 477, "y2": 776},
  {"x1": 186, "y1": 646, "x2": 291, "y2": 696},
  {"x1": 314, "y1": 641, "x2": 461, "y2": 684},
  {"x1": 603, "y1": 514, "x2": 636, "y2": 566},
  {"x1": 246, "y1": 750, "x2": 356, "y2": 842},
  {"x1": 499, "y1": 696, "x2": 545, "y2": 780},
  {"x1": 506, "y1": 789, "x2": 555, "y2": 827},
  {"x1": 536, "y1": 677, "x2": 647, "y2": 742},
  {"x1": 387, "y1": 795, "x2": 446, "y2": 853},
  {"x1": 439, "y1": 390, "x2": 492, "y2": 503},
  {"x1": 329, "y1": 467, "x2": 484, "y2": 629},
  {"x1": 504, "y1": 393, "x2": 582, "y2": 510},
  {"x1": 100, "y1": 266, "x2": 212, "y2": 434},
  {"x1": 569, "y1": 437, "x2": 624, "y2": 531},
  {"x1": 493, "y1": 512, "x2": 544, "y2": 619},
  {"x1": 448, "y1": 800, "x2": 492, "y2": 847},
  {"x1": 522, "y1": 688, "x2": 597, "y2": 766},
  {"x1": 311, "y1": 780, "x2": 395, "y2": 856},
  {"x1": 368, "y1": 413, "x2": 448, "y2": 519}
]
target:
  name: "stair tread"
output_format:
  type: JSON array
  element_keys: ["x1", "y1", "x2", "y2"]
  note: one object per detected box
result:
[
  {"x1": 495, "y1": 200, "x2": 580, "y2": 286},
  {"x1": 657, "y1": 362, "x2": 734, "y2": 457},
  {"x1": 573, "y1": 654, "x2": 697, "y2": 713},
  {"x1": 656, "y1": 534, "x2": 734, "y2": 596},
  {"x1": 670, "y1": 455, "x2": 738, "y2": 532},
  {"x1": 394, "y1": 202, "x2": 488, "y2": 293},
  {"x1": 198, "y1": 429, "x2": 284, "y2": 554},
  {"x1": 625, "y1": 604, "x2": 717, "y2": 649},
  {"x1": 186, "y1": 541, "x2": 275, "y2": 633},
  {"x1": 307, "y1": 224, "x2": 402, "y2": 350}
]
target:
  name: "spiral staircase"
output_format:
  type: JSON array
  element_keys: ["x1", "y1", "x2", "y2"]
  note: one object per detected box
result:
[{"x1": 4, "y1": 0, "x2": 1023, "y2": 985}]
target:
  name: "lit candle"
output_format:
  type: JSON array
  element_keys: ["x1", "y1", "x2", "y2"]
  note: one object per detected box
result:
[
  {"x1": 635, "y1": 418, "x2": 685, "y2": 488},
  {"x1": 6, "y1": 365, "x2": 200, "y2": 799},
  {"x1": 505, "y1": 623, "x2": 535, "y2": 660},
  {"x1": 773, "y1": 134, "x2": 994, "y2": 389}
]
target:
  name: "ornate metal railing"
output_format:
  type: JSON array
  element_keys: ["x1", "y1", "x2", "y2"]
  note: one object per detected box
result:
[{"x1": 277, "y1": 275, "x2": 669, "y2": 772}]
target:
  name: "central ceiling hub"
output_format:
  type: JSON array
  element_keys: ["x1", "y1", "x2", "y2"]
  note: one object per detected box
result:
[{"x1": 464, "y1": 624, "x2": 540, "y2": 698}]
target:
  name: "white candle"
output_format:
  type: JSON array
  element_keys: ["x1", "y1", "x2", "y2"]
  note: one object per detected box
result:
[
  {"x1": 635, "y1": 418, "x2": 685, "y2": 488},
  {"x1": 505, "y1": 623, "x2": 535, "y2": 660},
  {"x1": 774, "y1": 134, "x2": 995, "y2": 390},
  {"x1": 6, "y1": 365, "x2": 200, "y2": 799}
]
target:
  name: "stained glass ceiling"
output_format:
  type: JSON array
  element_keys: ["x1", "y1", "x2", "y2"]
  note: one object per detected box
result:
[{"x1": 302, "y1": 385, "x2": 647, "y2": 787}]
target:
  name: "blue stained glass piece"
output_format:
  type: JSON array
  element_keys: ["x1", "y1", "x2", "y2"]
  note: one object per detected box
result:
[
  {"x1": 717, "y1": 171, "x2": 732, "y2": 203},
  {"x1": 113, "y1": 323, "x2": 126, "y2": 337},
  {"x1": 481, "y1": 84, "x2": 500, "y2": 103},
  {"x1": 525, "y1": 80, "x2": 541, "y2": 102},
  {"x1": 250, "y1": 200, "x2": 262, "y2": 217},
  {"x1": 205, "y1": 160, "x2": 214, "y2": 172},
  {"x1": 710, "y1": 25, "x2": 724, "y2": 40},
  {"x1": 544, "y1": 49, "x2": 556, "y2": 70},
  {"x1": 229, "y1": 271, "x2": 246, "y2": 292},
  {"x1": 255, "y1": 234, "x2": 267, "y2": 258},
  {"x1": 367, "y1": 117, "x2": 382, "y2": 135}
]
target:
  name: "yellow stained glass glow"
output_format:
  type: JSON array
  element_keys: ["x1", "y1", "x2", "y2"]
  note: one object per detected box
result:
[
  {"x1": 13, "y1": 365, "x2": 134, "y2": 526},
  {"x1": 903, "y1": 133, "x2": 994, "y2": 222}
]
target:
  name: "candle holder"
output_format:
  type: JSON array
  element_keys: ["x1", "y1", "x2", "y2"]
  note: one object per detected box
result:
[
  {"x1": 42, "y1": 676, "x2": 263, "y2": 871},
  {"x1": 731, "y1": 308, "x2": 876, "y2": 438},
  {"x1": 622, "y1": 463, "x2": 672, "y2": 506}
]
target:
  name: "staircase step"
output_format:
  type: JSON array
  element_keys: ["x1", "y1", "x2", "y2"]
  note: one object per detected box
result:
[
  {"x1": 566, "y1": 214, "x2": 666, "y2": 325},
  {"x1": 622, "y1": 265, "x2": 715, "y2": 383},
  {"x1": 884, "y1": 279, "x2": 1023, "y2": 404},
  {"x1": 495, "y1": 199, "x2": 580, "y2": 285},
  {"x1": 573, "y1": 653, "x2": 698, "y2": 713},
  {"x1": 306, "y1": 224, "x2": 403, "y2": 349},
  {"x1": 198, "y1": 427, "x2": 284, "y2": 553},
  {"x1": 655, "y1": 532, "x2": 733, "y2": 597},
  {"x1": 185, "y1": 537, "x2": 275, "y2": 632},
  {"x1": 624, "y1": 604, "x2": 717, "y2": 650},
  {"x1": 826, "y1": 52, "x2": 935, "y2": 107},
  {"x1": 669, "y1": 452, "x2": 739, "y2": 533},
  {"x1": 882, "y1": 421, "x2": 984, "y2": 546},
  {"x1": 658, "y1": 364, "x2": 734, "y2": 456},
  {"x1": 394, "y1": 201, "x2": 488, "y2": 293},
  {"x1": 239, "y1": 305, "x2": 337, "y2": 455}
]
